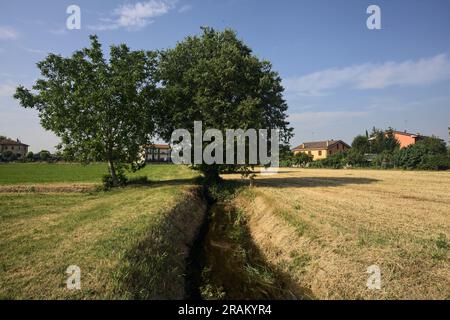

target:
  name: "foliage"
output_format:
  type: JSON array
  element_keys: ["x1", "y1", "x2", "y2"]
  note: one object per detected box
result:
[
  {"x1": 157, "y1": 27, "x2": 293, "y2": 181},
  {"x1": 102, "y1": 170, "x2": 128, "y2": 190},
  {"x1": 346, "y1": 149, "x2": 369, "y2": 167},
  {"x1": 292, "y1": 152, "x2": 313, "y2": 166},
  {"x1": 1, "y1": 150, "x2": 17, "y2": 162},
  {"x1": 25, "y1": 151, "x2": 34, "y2": 162},
  {"x1": 372, "y1": 150, "x2": 395, "y2": 168},
  {"x1": 369, "y1": 127, "x2": 400, "y2": 153},
  {"x1": 351, "y1": 135, "x2": 370, "y2": 154},
  {"x1": 14, "y1": 35, "x2": 158, "y2": 186},
  {"x1": 309, "y1": 152, "x2": 347, "y2": 169},
  {"x1": 39, "y1": 150, "x2": 51, "y2": 162},
  {"x1": 279, "y1": 148, "x2": 312, "y2": 167},
  {"x1": 391, "y1": 136, "x2": 449, "y2": 170}
]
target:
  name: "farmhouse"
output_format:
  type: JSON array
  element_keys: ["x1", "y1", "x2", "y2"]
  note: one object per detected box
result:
[
  {"x1": 292, "y1": 140, "x2": 350, "y2": 161},
  {"x1": 145, "y1": 144, "x2": 171, "y2": 162},
  {"x1": 0, "y1": 138, "x2": 29, "y2": 158},
  {"x1": 390, "y1": 130, "x2": 427, "y2": 148}
]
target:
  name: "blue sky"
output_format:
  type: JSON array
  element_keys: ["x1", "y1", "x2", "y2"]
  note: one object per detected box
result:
[{"x1": 1, "y1": 0, "x2": 449, "y2": 152}]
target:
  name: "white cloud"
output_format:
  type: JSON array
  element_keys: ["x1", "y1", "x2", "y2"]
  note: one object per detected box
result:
[
  {"x1": 0, "y1": 26, "x2": 18, "y2": 40},
  {"x1": 284, "y1": 54, "x2": 450, "y2": 96},
  {"x1": 178, "y1": 4, "x2": 192, "y2": 13},
  {"x1": 49, "y1": 27, "x2": 68, "y2": 35},
  {"x1": 0, "y1": 84, "x2": 16, "y2": 97},
  {"x1": 23, "y1": 47, "x2": 47, "y2": 55},
  {"x1": 89, "y1": 0, "x2": 177, "y2": 31}
]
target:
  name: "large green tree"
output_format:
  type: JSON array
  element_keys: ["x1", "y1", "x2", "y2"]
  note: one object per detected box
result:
[
  {"x1": 157, "y1": 27, "x2": 292, "y2": 181},
  {"x1": 14, "y1": 35, "x2": 158, "y2": 185}
]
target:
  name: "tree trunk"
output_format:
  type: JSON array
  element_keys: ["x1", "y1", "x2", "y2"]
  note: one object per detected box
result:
[
  {"x1": 203, "y1": 165, "x2": 221, "y2": 184},
  {"x1": 108, "y1": 160, "x2": 119, "y2": 186}
]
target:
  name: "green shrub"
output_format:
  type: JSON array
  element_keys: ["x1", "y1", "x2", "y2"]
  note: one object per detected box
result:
[
  {"x1": 39, "y1": 150, "x2": 51, "y2": 162},
  {"x1": 1, "y1": 150, "x2": 16, "y2": 162},
  {"x1": 102, "y1": 170, "x2": 128, "y2": 190},
  {"x1": 25, "y1": 151, "x2": 34, "y2": 162},
  {"x1": 418, "y1": 154, "x2": 450, "y2": 170},
  {"x1": 346, "y1": 149, "x2": 369, "y2": 167},
  {"x1": 393, "y1": 137, "x2": 449, "y2": 170},
  {"x1": 309, "y1": 152, "x2": 346, "y2": 169},
  {"x1": 372, "y1": 150, "x2": 395, "y2": 169}
]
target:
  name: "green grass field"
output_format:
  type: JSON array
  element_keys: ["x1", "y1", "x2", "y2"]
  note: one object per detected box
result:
[
  {"x1": 0, "y1": 163, "x2": 193, "y2": 185},
  {"x1": 0, "y1": 164, "x2": 205, "y2": 299}
]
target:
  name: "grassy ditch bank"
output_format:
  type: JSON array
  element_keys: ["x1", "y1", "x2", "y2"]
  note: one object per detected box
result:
[{"x1": 195, "y1": 181, "x2": 312, "y2": 300}]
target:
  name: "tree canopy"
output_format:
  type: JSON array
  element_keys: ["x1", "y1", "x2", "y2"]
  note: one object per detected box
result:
[
  {"x1": 369, "y1": 127, "x2": 400, "y2": 153},
  {"x1": 14, "y1": 35, "x2": 158, "y2": 185},
  {"x1": 157, "y1": 27, "x2": 292, "y2": 180},
  {"x1": 351, "y1": 135, "x2": 370, "y2": 154}
]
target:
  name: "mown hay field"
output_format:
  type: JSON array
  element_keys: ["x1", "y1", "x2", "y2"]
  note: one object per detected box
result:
[
  {"x1": 0, "y1": 164, "x2": 204, "y2": 299},
  {"x1": 229, "y1": 168, "x2": 450, "y2": 299}
]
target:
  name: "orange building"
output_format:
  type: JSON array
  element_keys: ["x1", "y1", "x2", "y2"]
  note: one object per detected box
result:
[{"x1": 391, "y1": 131, "x2": 426, "y2": 148}]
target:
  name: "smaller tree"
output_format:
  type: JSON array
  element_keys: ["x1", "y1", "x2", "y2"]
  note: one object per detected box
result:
[
  {"x1": 26, "y1": 151, "x2": 34, "y2": 162},
  {"x1": 418, "y1": 136, "x2": 447, "y2": 154},
  {"x1": 351, "y1": 135, "x2": 370, "y2": 154},
  {"x1": 14, "y1": 35, "x2": 158, "y2": 186},
  {"x1": 39, "y1": 150, "x2": 51, "y2": 162},
  {"x1": 346, "y1": 149, "x2": 368, "y2": 167},
  {"x1": 292, "y1": 152, "x2": 313, "y2": 167},
  {"x1": 384, "y1": 128, "x2": 400, "y2": 152},
  {"x1": 368, "y1": 127, "x2": 399, "y2": 153}
]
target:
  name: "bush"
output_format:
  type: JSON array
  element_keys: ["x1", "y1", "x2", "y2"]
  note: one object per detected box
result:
[
  {"x1": 102, "y1": 170, "x2": 128, "y2": 190},
  {"x1": 392, "y1": 136, "x2": 449, "y2": 170},
  {"x1": 309, "y1": 152, "x2": 346, "y2": 169},
  {"x1": 280, "y1": 151, "x2": 313, "y2": 167},
  {"x1": 417, "y1": 154, "x2": 450, "y2": 170},
  {"x1": 1, "y1": 150, "x2": 16, "y2": 162},
  {"x1": 39, "y1": 150, "x2": 51, "y2": 162},
  {"x1": 346, "y1": 149, "x2": 369, "y2": 167},
  {"x1": 372, "y1": 150, "x2": 395, "y2": 169},
  {"x1": 25, "y1": 151, "x2": 34, "y2": 162}
]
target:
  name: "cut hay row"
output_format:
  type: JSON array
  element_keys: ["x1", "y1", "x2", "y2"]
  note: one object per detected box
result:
[{"x1": 229, "y1": 168, "x2": 450, "y2": 299}]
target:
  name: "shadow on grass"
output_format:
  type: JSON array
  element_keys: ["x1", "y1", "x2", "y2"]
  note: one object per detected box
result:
[
  {"x1": 126, "y1": 177, "x2": 200, "y2": 188},
  {"x1": 199, "y1": 202, "x2": 315, "y2": 300},
  {"x1": 111, "y1": 188, "x2": 207, "y2": 300},
  {"x1": 254, "y1": 176, "x2": 379, "y2": 188}
]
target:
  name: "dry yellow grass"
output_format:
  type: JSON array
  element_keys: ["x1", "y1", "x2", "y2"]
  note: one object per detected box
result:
[{"x1": 230, "y1": 168, "x2": 450, "y2": 299}]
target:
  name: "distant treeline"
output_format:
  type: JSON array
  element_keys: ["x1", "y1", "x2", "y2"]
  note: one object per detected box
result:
[
  {"x1": 0, "y1": 149, "x2": 60, "y2": 163},
  {"x1": 281, "y1": 127, "x2": 450, "y2": 170}
]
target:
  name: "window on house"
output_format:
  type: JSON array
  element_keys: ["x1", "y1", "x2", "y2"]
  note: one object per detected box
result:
[
  {"x1": 318, "y1": 150, "x2": 322, "y2": 156},
  {"x1": 308, "y1": 151, "x2": 312, "y2": 155}
]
